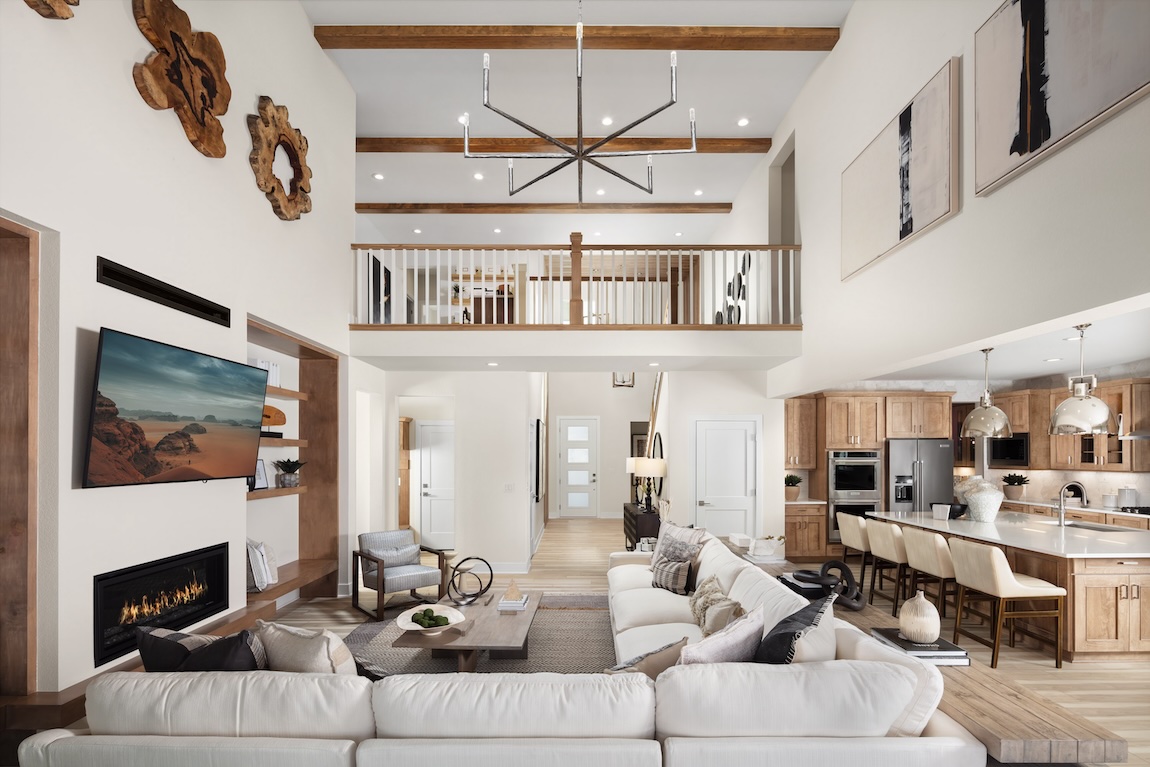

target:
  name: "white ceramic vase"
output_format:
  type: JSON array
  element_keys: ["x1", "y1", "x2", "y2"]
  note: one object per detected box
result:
[
  {"x1": 899, "y1": 590, "x2": 941, "y2": 644},
  {"x1": 966, "y1": 486, "x2": 1004, "y2": 522}
]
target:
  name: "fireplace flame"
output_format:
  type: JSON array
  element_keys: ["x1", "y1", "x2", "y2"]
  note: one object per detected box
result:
[{"x1": 118, "y1": 575, "x2": 207, "y2": 625}]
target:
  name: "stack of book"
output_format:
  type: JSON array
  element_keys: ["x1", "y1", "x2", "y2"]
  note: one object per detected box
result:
[
  {"x1": 498, "y1": 594, "x2": 529, "y2": 613},
  {"x1": 870, "y1": 628, "x2": 971, "y2": 666}
]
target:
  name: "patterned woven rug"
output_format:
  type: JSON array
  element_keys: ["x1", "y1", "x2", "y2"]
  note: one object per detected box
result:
[{"x1": 346, "y1": 593, "x2": 614, "y2": 677}]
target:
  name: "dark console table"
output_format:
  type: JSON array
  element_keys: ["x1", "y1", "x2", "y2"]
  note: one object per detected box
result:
[{"x1": 623, "y1": 503, "x2": 661, "y2": 551}]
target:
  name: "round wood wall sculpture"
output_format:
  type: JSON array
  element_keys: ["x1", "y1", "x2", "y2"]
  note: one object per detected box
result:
[
  {"x1": 24, "y1": 0, "x2": 79, "y2": 19},
  {"x1": 131, "y1": 0, "x2": 231, "y2": 158},
  {"x1": 247, "y1": 96, "x2": 313, "y2": 221}
]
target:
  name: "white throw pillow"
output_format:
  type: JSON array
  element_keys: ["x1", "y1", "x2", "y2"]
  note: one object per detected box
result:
[
  {"x1": 246, "y1": 539, "x2": 270, "y2": 592},
  {"x1": 677, "y1": 606, "x2": 764, "y2": 665},
  {"x1": 262, "y1": 542, "x2": 279, "y2": 585},
  {"x1": 255, "y1": 620, "x2": 356, "y2": 674}
]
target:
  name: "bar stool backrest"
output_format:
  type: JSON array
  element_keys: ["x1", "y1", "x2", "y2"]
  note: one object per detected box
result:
[
  {"x1": 837, "y1": 513, "x2": 870, "y2": 552},
  {"x1": 901, "y1": 526, "x2": 956, "y2": 579},
  {"x1": 867, "y1": 520, "x2": 907, "y2": 564},
  {"x1": 948, "y1": 537, "x2": 1013, "y2": 596}
]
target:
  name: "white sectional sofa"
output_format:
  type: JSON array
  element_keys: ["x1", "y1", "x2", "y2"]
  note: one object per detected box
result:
[{"x1": 19, "y1": 531, "x2": 986, "y2": 767}]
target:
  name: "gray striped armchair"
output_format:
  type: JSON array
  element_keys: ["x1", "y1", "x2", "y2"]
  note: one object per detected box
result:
[{"x1": 352, "y1": 530, "x2": 448, "y2": 619}]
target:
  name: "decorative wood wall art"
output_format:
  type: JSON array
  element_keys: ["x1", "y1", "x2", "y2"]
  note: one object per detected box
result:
[
  {"x1": 131, "y1": 0, "x2": 231, "y2": 158},
  {"x1": 24, "y1": 0, "x2": 79, "y2": 20},
  {"x1": 247, "y1": 96, "x2": 313, "y2": 221},
  {"x1": 975, "y1": 0, "x2": 1150, "y2": 195},
  {"x1": 840, "y1": 58, "x2": 959, "y2": 280}
]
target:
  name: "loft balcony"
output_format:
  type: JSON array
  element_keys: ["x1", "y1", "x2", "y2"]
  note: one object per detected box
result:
[{"x1": 349, "y1": 233, "x2": 803, "y2": 371}]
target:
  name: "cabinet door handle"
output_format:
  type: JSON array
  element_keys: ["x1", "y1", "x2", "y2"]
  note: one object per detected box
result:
[
  {"x1": 1119, "y1": 584, "x2": 1128, "y2": 600},
  {"x1": 1133, "y1": 584, "x2": 1141, "y2": 600}
]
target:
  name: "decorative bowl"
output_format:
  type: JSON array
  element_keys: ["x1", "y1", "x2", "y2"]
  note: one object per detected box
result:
[
  {"x1": 396, "y1": 604, "x2": 466, "y2": 636},
  {"x1": 949, "y1": 504, "x2": 968, "y2": 519}
]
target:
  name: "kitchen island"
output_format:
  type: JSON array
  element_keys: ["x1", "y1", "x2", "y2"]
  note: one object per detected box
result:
[{"x1": 871, "y1": 511, "x2": 1150, "y2": 661}]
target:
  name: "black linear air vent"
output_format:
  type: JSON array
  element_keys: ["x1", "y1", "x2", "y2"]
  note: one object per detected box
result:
[{"x1": 96, "y1": 257, "x2": 230, "y2": 327}]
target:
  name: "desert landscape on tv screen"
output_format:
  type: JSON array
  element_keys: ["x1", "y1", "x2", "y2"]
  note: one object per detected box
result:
[{"x1": 85, "y1": 331, "x2": 268, "y2": 487}]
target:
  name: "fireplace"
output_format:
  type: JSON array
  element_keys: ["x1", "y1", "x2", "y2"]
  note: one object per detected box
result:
[{"x1": 93, "y1": 543, "x2": 228, "y2": 665}]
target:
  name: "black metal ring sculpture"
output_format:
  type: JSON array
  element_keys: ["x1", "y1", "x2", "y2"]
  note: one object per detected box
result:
[
  {"x1": 793, "y1": 560, "x2": 865, "y2": 611},
  {"x1": 447, "y1": 556, "x2": 493, "y2": 605}
]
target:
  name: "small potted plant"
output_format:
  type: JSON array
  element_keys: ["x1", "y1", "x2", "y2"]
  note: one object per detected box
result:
[
  {"x1": 1002, "y1": 473, "x2": 1028, "y2": 500},
  {"x1": 272, "y1": 459, "x2": 307, "y2": 488},
  {"x1": 784, "y1": 474, "x2": 802, "y2": 502}
]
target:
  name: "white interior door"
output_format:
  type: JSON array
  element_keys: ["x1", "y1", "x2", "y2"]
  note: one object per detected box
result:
[
  {"x1": 418, "y1": 421, "x2": 455, "y2": 550},
  {"x1": 558, "y1": 417, "x2": 599, "y2": 518},
  {"x1": 695, "y1": 419, "x2": 757, "y2": 537}
]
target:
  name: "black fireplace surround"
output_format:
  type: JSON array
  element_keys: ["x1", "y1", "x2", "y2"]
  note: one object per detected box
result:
[{"x1": 93, "y1": 543, "x2": 228, "y2": 665}]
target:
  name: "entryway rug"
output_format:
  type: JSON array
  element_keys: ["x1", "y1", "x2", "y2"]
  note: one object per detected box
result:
[{"x1": 345, "y1": 593, "x2": 614, "y2": 677}]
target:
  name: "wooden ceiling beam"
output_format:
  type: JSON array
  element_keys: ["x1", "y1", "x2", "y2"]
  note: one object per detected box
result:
[
  {"x1": 315, "y1": 25, "x2": 839, "y2": 52},
  {"x1": 355, "y1": 202, "x2": 732, "y2": 215},
  {"x1": 356, "y1": 136, "x2": 771, "y2": 154}
]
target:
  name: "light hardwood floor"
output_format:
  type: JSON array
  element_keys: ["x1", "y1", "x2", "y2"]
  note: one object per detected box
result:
[{"x1": 275, "y1": 518, "x2": 1149, "y2": 767}]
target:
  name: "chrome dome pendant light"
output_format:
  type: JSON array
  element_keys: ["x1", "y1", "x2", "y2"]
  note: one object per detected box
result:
[
  {"x1": 961, "y1": 348, "x2": 1013, "y2": 438},
  {"x1": 1049, "y1": 324, "x2": 1118, "y2": 435}
]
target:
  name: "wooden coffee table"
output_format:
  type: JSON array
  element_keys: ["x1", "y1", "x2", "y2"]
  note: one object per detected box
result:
[{"x1": 390, "y1": 591, "x2": 542, "y2": 672}]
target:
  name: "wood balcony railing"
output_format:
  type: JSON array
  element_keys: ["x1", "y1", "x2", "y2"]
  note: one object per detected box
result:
[{"x1": 351, "y1": 233, "x2": 800, "y2": 328}]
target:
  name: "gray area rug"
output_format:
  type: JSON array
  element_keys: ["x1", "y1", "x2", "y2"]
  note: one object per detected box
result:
[{"x1": 346, "y1": 593, "x2": 614, "y2": 677}]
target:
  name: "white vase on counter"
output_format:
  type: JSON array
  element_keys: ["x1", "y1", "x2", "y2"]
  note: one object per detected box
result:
[{"x1": 966, "y1": 486, "x2": 1004, "y2": 522}]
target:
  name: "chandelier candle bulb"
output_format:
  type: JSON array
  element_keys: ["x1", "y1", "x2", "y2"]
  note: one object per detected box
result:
[
  {"x1": 671, "y1": 51, "x2": 677, "y2": 68},
  {"x1": 483, "y1": 53, "x2": 489, "y2": 70}
]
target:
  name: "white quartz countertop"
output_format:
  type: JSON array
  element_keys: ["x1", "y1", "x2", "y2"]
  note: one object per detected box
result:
[{"x1": 869, "y1": 511, "x2": 1150, "y2": 559}]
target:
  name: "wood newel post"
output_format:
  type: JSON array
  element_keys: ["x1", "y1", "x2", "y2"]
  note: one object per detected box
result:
[{"x1": 569, "y1": 231, "x2": 584, "y2": 325}]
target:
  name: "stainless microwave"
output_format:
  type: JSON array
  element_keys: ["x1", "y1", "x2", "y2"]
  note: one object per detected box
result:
[{"x1": 988, "y1": 433, "x2": 1029, "y2": 468}]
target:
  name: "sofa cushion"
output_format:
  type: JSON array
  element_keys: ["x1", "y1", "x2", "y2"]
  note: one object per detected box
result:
[
  {"x1": 136, "y1": 626, "x2": 266, "y2": 672},
  {"x1": 755, "y1": 594, "x2": 837, "y2": 664},
  {"x1": 678, "y1": 606, "x2": 764, "y2": 665},
  {"x1": 608, "y1": 637, "x2": 688, "y2": 680},
  {"x1": 615, "y1": 623, "x2": 703, "y2": 664},
  {"x1": 688, "y1": 575, "x2": 724, "y2": 626},
  {"x1": 373, "y1": 673, "x2": 656, "y2": 739},
  {"x1": 607, "y1": 563, "x2": 654, "y2": 596},
  {"x1": 255, "y1": 621, "x2": 356, "y2": 674},
  {"x1": 85, "y1": 671, "x2": 375, "y2": 741},
  {"x1": 727, "y1": 567, "x2": 808, "y2": 628},
  {"x1": 651, "y1": 555, "x2": 692, "y2": 594},
  {"x1": 693, "y1": 539, "x2": 752, "y2": 592},
  {"x1": 654, "y1": 661, "x2": 919, "y2": 739},
  {"x1": 835, "y1": 624, "x2": 944, "y2": 737},
  {"x1": 19, "y1": 734, "x2": 358, "y2": 767},
  {"x1": 611, "y1": 587, "x2": 695, "y2": 634},
  {"x1": 357, "y1": 739, "x2": 663, "y2": 767}
]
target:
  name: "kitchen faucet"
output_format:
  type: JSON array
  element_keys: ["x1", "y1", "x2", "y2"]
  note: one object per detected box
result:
[{"x1": 1057, "y1": 482, "x2": 1088, "y2": 527}]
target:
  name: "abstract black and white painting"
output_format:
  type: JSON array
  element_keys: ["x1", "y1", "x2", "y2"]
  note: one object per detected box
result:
[
  {"x1": 841, "y1": 58, "x2": 959, "y2": 280},
  {"x1": 975, "y1": 0, "x2": 1150, "y2": 195}
]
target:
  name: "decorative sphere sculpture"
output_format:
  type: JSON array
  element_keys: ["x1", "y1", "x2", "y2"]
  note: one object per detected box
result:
[{"x1": 447, "y1": 557, "x2": 493, "y2": 605}]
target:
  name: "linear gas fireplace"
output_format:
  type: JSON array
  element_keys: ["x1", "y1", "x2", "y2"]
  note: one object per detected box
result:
[{"x1": 93, "y1": 543, "x2": 228, "y2": 665}]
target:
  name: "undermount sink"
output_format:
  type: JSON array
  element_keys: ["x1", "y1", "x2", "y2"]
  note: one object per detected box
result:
[{"x1": 1036, "y1": 519, "x2": 1139, "y2": 533}]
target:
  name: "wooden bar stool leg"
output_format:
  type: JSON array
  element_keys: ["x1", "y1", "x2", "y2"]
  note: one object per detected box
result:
[
  {"x1": 891, "y1": 563, "x2": 907, "y2": 616},
  {"x1": 869, "y1": 558, "x2": 881, "y2": 606},
  {"x1": 859, "y1": 552, "x2": 869, "y2": 595},
  {"x1": 991, "y1": 596, "x2": 1006, "y2": 669},
  {"x1": 953, "y1": 585, "x2": 966, "y2": 645}
]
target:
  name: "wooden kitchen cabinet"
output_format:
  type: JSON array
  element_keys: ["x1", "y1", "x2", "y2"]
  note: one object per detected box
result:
[
  {"x1": 784, "y1": 505, "x2": 826, "y2": 561},
  {"x1": 951, "y1": 403, "x2": 975, "y2": 467},
  {"x1": 823, "y1": 396, "x2": 885, "y2": 449},
  {"x1": 1106, "y1": 514, "x2": 1150, "y2": 530},
  {"x1": 886, "y1": 395, "x2": 952, "y2": 438},
  {"x1": 1073, "y1": 570, "x2": 1150, "y2": 653},
  {"x1": 785, "y1": 398, "x2": 817, "y2": 470},
  {"x1": 994, "y1": 393, "x2": 1031, "y2": 434},
  {"x1": 999, "y1": 501, "x2": 1027, "y2": 513}
]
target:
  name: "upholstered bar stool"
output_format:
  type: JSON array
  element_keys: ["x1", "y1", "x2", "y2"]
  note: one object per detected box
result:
[
  {"x1": 900, "y1": 526, "x2": 957, "y2": 618},
  {"x1": 866, "y1": 520, "x2": 912, "y2": 616},
  {"x1": 950, "y1": 537, "x2": 1066, "y2": 668},
  {"x1": 836, "y1": 513, "x2": 872, "y2": 595}
]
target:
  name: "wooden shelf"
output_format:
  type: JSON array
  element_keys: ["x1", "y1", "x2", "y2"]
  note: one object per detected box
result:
[
  {"x1": 246, "y1": 559, "x2": 339, "y2": 605},
  {"x1": 247, "y1": 486, "x2": 307, "y2": 501},
  {"x1": 265, "y1": 385, "x2": 308, "y2": 401},
  {"x1": 259, "y1": 437, "x2": 308, "y2": 448}
]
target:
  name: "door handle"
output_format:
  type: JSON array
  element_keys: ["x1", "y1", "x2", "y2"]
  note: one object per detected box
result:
[
  {"x1": 698, "y1": 500, "x2": 709, "y2": 506},
  {"x1": 422, "y1": 491, "x2": 430, "y2": 497},
  {"x1": 1133, "y1": 584, "x2": 1141, "y2": 600},
  {"x1": 1119, "y1": 584, "x2": 1128, "y2": 600}
]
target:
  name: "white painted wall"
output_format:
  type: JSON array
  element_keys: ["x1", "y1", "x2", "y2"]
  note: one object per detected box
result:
[
  {"x1": 382, "y1": 372, "x2": 532, "y2": 572},
  {"x1": 548, "y1": 372, "x2": 658, "y2": 519},
  {"x1": 0, "y1": 0, "x2": 355, "y2": 689},
  {"x1": 663, "y1": 372, "x2": 786, "y2": 540},
  {"x1": 717, "y1": 0, "x2": 1150, "y2": 399}
]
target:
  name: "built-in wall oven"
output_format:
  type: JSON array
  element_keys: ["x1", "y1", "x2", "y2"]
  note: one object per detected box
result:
[{"x1": 827, "y1": 450, "x2": 883, "y2": 543}]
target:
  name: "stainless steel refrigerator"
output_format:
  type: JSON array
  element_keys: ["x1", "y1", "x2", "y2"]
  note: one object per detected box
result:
[{"x1": 887, "y1": 439, "x2": 955, "y2": 513}]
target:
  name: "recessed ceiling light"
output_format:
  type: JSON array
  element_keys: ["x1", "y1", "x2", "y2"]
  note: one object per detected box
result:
[
  {"x1": 601, "y1": 116, "x2": 613, "y2": 126},
  {"x1": 594, "y1": 232, "x2": 601, "y2": 236},
  {"x1": 1045, "y1": 358, "x2": 1063, "y2": 362},
  {"x1": 493, "y1": 228, "x2": 501, "y2": 233},
  {"x1": 694, "y1": 189, "x2": 703, "y2": 196},
  {"x1": 413, "y1": 229, "x2": 422, "y2": 234},
  {"x1": 737, "y1": 118, "x2": 750, "y2": 127},
  {"x1": 596, "y1": 188, "x2": 605, "y2": 196},
  {"x1": 487, "y1": 362, "x2": 499, "y2": 367},
  {"x1": 648, "y1": 362, "x2": 660, "y2": 367},
  {"x1": 675, "y1": 232, "x2": 683, "y2": 237},
  {"x1": 473, "y1": 172, "x2": 484, "y2": 180},
  {"x1": 372, "y1": 173, "x2": 384, "y2": 181}
]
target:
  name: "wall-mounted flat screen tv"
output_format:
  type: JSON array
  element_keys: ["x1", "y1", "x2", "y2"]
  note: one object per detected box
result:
[{"x1": 82, "y1": 328, "x2": 269, "y2": 488}]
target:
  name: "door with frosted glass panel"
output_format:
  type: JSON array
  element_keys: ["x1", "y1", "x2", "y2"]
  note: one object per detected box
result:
[{"x1": 558, "y1": 417, "x2": 599, "y2": 518}]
